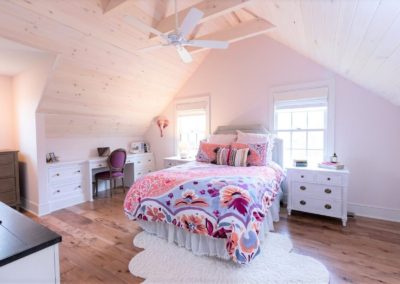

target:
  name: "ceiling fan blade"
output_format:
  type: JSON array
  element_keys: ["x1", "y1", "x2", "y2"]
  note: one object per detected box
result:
[
  {"x1": 124, "y1": 15, "x2": 166, "y2": 39},
  {"x1": 179, "y1": 8, "x2": 204, "y2": 38},
  {"x1": 186, "y1": 40, "x2": 229, "y2": 49},
  {"x1": 176, "y1": 46, "x2": 192, "y2": 63}
]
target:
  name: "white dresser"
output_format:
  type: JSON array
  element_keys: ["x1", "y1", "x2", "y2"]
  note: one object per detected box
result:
[
  {"x1": 47, "y1": 161, "x2": 86, "y2": 212},
  {"x1": 130, "y1": 153, "x2": 155, "y2": 181},
  {"x1": 164, "y1": 156, "x2": 195, "y2": 168},
  {"x1": 287, "y1": 166, "x2": 350, "y2": 226}
]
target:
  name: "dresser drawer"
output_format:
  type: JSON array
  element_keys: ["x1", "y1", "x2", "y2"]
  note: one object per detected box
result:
[
  {"x1": 135, "y1": 167, "x2": 154, "y2": 180},
  {"x1": 0, "y1": 178, "x2": 16, "y2": 193},
  {"x1": 133, "y1": 157, "x2": 154, "y2": 167},
  {"x1": 290, "y1": 170, "x2": 314, "y2": 183},
  {"x1": 292, "y1": 195, "x2": 342, "y2": 218},
  {"x1": 292, "y1": 182, "x2": 342, "y2": 200},
  {"x1": 0, "y1": 153, "x2": 15, "y2": 178},
  {"x1": 50, "y1": 182, "x2": 83, "y2": 199},
  {"x1": 48, "y1": 165, "x2": 84, "y2": 184},
  {"x1": 316, "y1": 173, "x2": 343, "y2": 186},
  {"x1": 0, "y1": 191, "x2": 17, "y2": 204}
]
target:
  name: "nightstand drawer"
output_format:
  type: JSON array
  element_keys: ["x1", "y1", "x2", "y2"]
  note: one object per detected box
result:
[
  {"x1": 292, "y1": 195, "x2": 342, "y2": 218},
  {"x1": 292, "y1": 182, "x2": 342, "y2": 200},
  {"x1": 290, "y1": 170, "x2": 314, "y2": 183},
  {"x1": 316, "y1": 173, "x2": 343, "y2": 186}
]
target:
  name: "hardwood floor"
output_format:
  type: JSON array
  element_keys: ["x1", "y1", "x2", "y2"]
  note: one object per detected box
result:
[{"x1": 27, "y1": 191, "x2": 400, "y2": 284}]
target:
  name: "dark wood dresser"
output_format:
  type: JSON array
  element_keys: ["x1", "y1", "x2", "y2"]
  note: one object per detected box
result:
[{"x1": 0, "y1": 150, "x2": 20, "y2": 210}]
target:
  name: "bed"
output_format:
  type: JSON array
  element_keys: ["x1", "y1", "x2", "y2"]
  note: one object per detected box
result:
[{"x1": 124, "y1": 125, "x2": 285, "y2": 264}]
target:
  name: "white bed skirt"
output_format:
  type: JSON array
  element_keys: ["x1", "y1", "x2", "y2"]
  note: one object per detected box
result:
[{"x1": 137, "y1": 196, "x2": 281, "y2": 260}]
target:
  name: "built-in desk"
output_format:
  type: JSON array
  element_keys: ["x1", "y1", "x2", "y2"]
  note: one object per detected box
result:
[
  {"x1": 0, "y1": 202, "x2": 61, "y2": 283},
  {"x1": 46, "y1": 153, "x2": 155, "y2": 213}
]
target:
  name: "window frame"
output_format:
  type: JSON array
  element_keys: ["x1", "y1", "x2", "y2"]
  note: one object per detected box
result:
[
  {"x1": 269, "y1": 80, "x2": 335, "y2": 165},
  {"x1": 174, "y1": 96, "x2": 210, "y2": 157}
]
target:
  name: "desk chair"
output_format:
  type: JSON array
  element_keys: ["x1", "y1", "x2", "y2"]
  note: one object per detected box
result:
[{"x1": 94, "y1": 148, "x2": 127, "y2": 197}]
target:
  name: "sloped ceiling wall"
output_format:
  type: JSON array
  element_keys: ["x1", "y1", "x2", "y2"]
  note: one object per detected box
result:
[
  {"x1": 0, "y1": 0, "x2": 207, "y2": 138},
  {"x1": 250, "y1": 0, "x2": 400, "y2": 106}
]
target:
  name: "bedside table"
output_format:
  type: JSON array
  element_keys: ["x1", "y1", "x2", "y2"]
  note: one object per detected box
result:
[
  {"x1": 164, "y1": 156, "x2": 195, "y2": 168},
  {"x1": 286, "y1": 166, "x2": 350, "y2": 226}
]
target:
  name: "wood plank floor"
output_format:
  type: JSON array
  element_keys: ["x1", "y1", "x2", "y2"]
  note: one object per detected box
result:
[{"x1": 27, "y1": 190, "x2": 400, "y2": 284}]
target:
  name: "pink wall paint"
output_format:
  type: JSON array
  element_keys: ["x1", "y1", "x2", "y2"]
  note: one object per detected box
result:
[
  {"x1": 45, "y1": 136, "x2": 143, "y2": 161},
  {"x1": 12, "y1": 54, "x2": 56, "y2": 214},
  {"x1": 146, "y1": 35, "x2": 400, "y2": 221},
  {"x1": 0, "y1": 76, "x2": 15, "y2": 149}
]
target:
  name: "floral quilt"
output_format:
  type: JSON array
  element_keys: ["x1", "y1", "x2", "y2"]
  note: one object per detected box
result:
[{"x1": 124, "y1": 161, "x2": 285, "y2": 264}]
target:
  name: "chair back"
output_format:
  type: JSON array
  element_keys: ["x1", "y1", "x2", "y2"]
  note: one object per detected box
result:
[{"x1": 107, "y1": 148, "x2": 127, "y2": 173}]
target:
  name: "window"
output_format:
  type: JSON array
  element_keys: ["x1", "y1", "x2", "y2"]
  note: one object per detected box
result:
[
  {"x1": 271, "y1": 84, "x2": 334, "y2": 167},
  {"x1": 175, "y1": 97, "x2": 210, "y2": 158}
]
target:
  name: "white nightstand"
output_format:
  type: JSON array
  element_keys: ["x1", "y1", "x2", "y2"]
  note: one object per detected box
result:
[
  {"x1": 164, "y1": 156, "x2": 195, "y2": 168},
  {"x1": 286, "y1": 166, "x2": 350, "y2": 226}
]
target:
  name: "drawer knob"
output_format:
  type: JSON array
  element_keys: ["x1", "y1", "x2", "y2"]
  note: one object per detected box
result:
[
  {"x1": 327, "y1": 177, "x2": 331, "y2": 181},
  {"x1": 98, "y1": 164, "x2": 102, "y2": 167},
  {"x1": 56, "y1": 190, "x2": 60, "y2": 193},
  {"x1": 148, "y1": 159, "x2": 151, "y2": 162},
  {"x1": 325, "y1": 188, "x2": 332, "y2": 194},
  {"x1": 300, "y1": 200, "x2": 306, "y2": 205},
  {"x1": 300, "y1": 175, "x2": 304, "y2": 178},
  {"x1": 325, "y1": 204, "x2": 332, "y2": 210},
  {"x1": 77, "y1": 170, "x2": 81, "y2": 173},
  {"x1": 56, "y1": 173, "x2": 60, "y2": 176},
  {"x1": 78, "y1": 185, "x2": 81, "y2": 188},
  {"x1": 300, "y1": 186, "x2": 306, "y2": 191}
]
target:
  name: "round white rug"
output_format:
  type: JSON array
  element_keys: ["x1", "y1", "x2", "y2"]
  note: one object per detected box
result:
[{"x1": 129, "y1": 231, "x2": 329, "y2": 284}]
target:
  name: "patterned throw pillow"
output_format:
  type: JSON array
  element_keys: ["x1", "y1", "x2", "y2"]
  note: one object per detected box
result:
[
  {"x1": 195, "y1": 141, "x2": 230, "y2": 163},
  {"x1": 231, "y1": 143, "x2": 268, "y2": 166},
  {"x1": 215, "y1": 147, "x2": 250, "y2": 167}
]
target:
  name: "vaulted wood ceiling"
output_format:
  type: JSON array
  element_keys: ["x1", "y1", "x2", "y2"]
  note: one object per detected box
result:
[{"x1": 0, "y1": 0, "x2": 398, "y2": 137}]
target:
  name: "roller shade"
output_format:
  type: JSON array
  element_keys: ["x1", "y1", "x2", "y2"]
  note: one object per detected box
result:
[{"x1": 274, "y1": 87, "x2": 328, "y2": 110}]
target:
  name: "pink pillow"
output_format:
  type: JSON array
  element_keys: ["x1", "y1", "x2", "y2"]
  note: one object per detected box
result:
[
  {"x1": 231, "y1": 142, "x2": 268, "y2": 166},
  {"x1": 196, "y1": 141, "x2": 230, "y2": 163}
]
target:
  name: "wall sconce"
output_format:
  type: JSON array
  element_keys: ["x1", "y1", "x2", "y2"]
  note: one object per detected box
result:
[{"x1": 156, "y1": 116, "x2": 169, "y2": 137}]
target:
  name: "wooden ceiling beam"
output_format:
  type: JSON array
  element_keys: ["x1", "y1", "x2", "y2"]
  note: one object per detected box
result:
[
  {"x1": 100, "y1": 0, "x2": 129, "y2": 14},
  {"x1": 188, "y1": 18, "x2": 275, "y2": 53},
  {"x1": 151, "y1": 0, "x2": 251, "y2": 38}
]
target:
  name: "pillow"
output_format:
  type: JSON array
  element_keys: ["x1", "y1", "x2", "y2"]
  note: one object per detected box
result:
[
  {"x1": 215, "y1": 147, "x2": 249, "y2": 167},
  {"x1": 231, "y1": 143, "x2": 268, "y2": 166},
  {"x1": 208, "y1": 134, "x2": 237, "y2": 144},
  {"x1": 236, "y1": 130, "x2": 275, "y2": 162},
  {"x1": 195, "y1": 141, "x2": 230, "y2": 163}
]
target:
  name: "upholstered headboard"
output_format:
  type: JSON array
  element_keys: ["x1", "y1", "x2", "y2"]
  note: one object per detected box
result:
[{"x1": 213, "y1": 124, "x2": 283, "y2": 167}]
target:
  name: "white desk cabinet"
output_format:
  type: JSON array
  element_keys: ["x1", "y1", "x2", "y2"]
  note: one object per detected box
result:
[
  {"x1": 130, "y1": 153, "x2": 155, "y2": 181},
  {"x1": 287, "y1": 166, "x2": 350, "y2": 226},
  {"x1": 164, "y1": 156, "x2": 195, "y2": 168},
  {"x1": 47, "y1": 161, "x2": 86, "y2": 212}
]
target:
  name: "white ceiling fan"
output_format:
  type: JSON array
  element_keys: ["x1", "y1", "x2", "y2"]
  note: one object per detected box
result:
[{"x1": 124, "y1": 0, "x2": 229, "y2": 63}]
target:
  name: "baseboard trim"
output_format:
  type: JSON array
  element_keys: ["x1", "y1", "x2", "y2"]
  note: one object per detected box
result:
[
  {"x1": 348, "y1": 202, "x2": 400, "y2": 222},
  {"x1": 21, "y1": 198, "x2": 50, "y2": 217}
]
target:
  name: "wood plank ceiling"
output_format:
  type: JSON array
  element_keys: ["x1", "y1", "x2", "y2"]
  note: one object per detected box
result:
[
  {"x1": 0, "y1": 0, "x2": 275, "y2": 138},
  {"x1": 0, "y1": 0, "x2": 398, "y2": 138},
  {"x1": 249, "y1": 0, "x2": 400, "y2": 106}
]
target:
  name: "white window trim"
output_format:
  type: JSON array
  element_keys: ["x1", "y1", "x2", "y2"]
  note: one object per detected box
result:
[
  {"x1": 174, "y1": 95, "x2": 210, "y2": 156},
  {"x1": 269, "y1": 80, "x2": 335, "y2": 162}
]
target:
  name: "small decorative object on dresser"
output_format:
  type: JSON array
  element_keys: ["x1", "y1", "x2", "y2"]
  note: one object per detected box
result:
[
  {"x1": 164, "y1": 156, "x2": 195, "y2": 168},
  {"x1": 0, "y1": 150, "x2": 20, "y2": 210},
  {"x1": 287, "y1": 166, "x2": 350, "y2": 226}
]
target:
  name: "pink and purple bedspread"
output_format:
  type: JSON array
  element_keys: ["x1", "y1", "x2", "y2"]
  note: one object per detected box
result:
[{"x1": 124, "y1": 161, "x2": 285, "y2": 264}]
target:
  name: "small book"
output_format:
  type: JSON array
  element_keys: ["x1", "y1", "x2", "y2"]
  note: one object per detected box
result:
[
  {"x1": 294, "y1": 159, "x2": 308, "y2": 167},
  {"x1": 318, "y1": 161, "x2": 344, "y2": 170}
]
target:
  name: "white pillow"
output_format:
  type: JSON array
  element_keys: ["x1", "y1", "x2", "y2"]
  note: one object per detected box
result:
[
  {"x1": 236, "y1": 130, "x2": 269, "y2": 143},
  {"x1": 208, "y1": 134, "x2": 237, "y2": 144},
  {"x1": 236, "y1": 130, "x2": 275, "y2": 162}
]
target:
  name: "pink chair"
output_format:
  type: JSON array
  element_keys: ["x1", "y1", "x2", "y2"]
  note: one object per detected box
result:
[{"x1": 94, "y1": 148, "x2": 127, "y2": 197}]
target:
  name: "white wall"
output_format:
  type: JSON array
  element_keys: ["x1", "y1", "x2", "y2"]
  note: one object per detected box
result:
[
  {"x1": 146, "y1": 35, "x2": 400, "y2": 222},
  {"x1": 0, "y1": 76, "x2": 15, "y2": 149},
  {"x1": 13, "y1": 55, "x2": 56, "y2": 215}
]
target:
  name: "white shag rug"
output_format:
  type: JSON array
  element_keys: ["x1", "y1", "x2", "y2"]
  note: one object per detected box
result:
[{"x1": 129, "y1": 231, "x2": 329, "y2": 284}]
